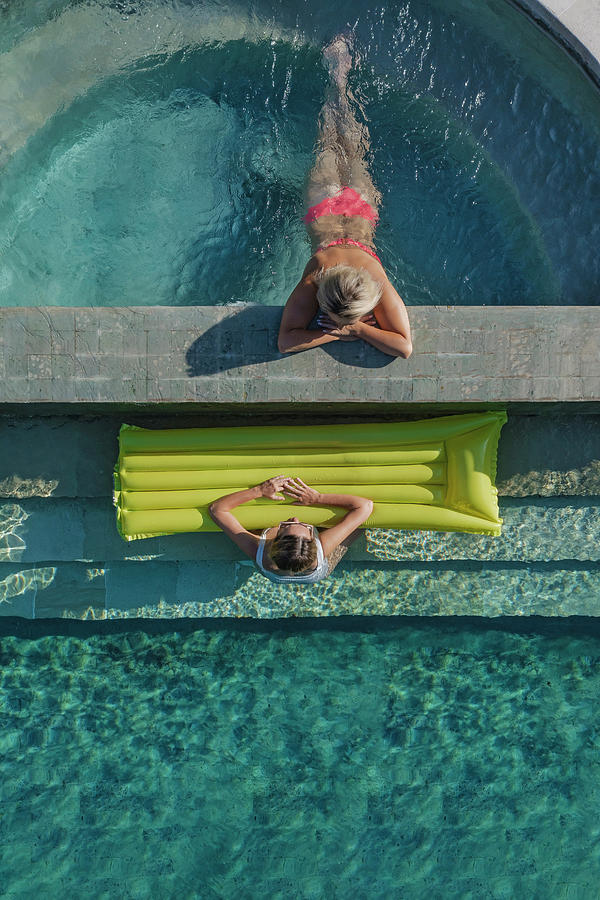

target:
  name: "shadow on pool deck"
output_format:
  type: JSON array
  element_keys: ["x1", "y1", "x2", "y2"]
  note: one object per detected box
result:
[{"x1": 185, "y1": 305, "x2": 393, "y2": 375}]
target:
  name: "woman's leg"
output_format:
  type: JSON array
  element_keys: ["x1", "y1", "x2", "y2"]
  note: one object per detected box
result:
[
  {"x1": 306, "y1": 36, "x2": 380, "y2": 219},
  {"x1": 336, "y1": 80, "x2": 382, "y2": 210}
]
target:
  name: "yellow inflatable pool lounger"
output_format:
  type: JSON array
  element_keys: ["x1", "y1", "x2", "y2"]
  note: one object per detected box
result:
[{"x1": 113, "y1": 411, "x2": 507, "y2": 540}]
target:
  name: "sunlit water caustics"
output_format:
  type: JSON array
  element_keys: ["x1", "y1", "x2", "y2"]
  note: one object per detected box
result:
[
  {"x1": 0, "y1": 0, "x2": 599, "y2": 307},
  {"x1": 2, "y1": 622, "x2": 600, "y2": 896}
]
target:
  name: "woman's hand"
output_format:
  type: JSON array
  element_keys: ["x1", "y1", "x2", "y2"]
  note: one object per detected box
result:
[
  {"x1": 317, "y1": 313, "x2": 377, "y2": 341},
  {"x1": 318, "y1": 320, "x2": 360, "y2": 341},
  {"x1": 358, "y1": 312, "x2": 377, "y2": 327},
  {"x1": 282, "y1": 477, "x2": 322, "y2": 505},
  {"x1": 258, "y1": 475, "x2": 291, "y2": 500}
]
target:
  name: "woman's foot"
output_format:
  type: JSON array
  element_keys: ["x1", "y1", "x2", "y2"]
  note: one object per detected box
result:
[{"x1": 323, "y1": 35, "x2": 353, "y2": 90}]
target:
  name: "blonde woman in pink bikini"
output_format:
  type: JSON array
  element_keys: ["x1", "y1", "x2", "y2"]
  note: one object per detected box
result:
[{"x1": 278, "y1": 37, "x2": 412, "y2": 359}]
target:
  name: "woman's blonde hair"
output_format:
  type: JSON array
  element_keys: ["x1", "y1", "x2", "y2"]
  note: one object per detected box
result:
[{"x1": 315, "y1": 264, "x2": 383, "y2": 324}]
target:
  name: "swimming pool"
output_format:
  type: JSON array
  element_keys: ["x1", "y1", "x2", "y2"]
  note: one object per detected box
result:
[
  {"x1": 2, "y1": 618, "x2": 600, "y2": 895},
  {"x1": 0, "y1": 0, "x2": 599, "y2": 308}
]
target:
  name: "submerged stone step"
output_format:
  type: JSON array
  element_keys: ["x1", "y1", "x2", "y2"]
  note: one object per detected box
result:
[
  {"x1": 2, "y1": 497, "x2": 599, "y2": 565},
  {"x1": 366, "y1": 498, "x2": 600, "y2": 562},
  {"x1": 0, "y1": 559, "x2": 598, "y2": 620}
]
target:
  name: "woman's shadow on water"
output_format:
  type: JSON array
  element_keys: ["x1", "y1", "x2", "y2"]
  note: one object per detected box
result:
[{"x1": 185, "y1": 306, "x2": 394, "y2": 375}]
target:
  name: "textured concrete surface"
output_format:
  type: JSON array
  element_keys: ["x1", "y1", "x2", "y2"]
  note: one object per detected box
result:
[{"x1": 1, "y1": 306, "x2": 599, "y2": 406}]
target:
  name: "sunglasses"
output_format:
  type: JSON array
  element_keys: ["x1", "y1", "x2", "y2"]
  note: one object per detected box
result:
[{"x1": 276, "y1": 521, "x2": 314, "y2": 539}]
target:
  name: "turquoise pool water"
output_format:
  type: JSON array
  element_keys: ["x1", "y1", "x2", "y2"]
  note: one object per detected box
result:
[
  {"x1": 0, "y1": 0, "x2": 599, "y2": 307},
  {"x1": 2, "y1": 619, "x2": 600, "y2": 896}
]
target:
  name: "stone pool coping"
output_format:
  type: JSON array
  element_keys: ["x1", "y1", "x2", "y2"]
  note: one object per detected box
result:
[
  {"x1": 1, "y1": 306, "x2": 598, "y2": 407},
  {"x1": 517, "y1": 0, "x2": 600, "y2": 83}
]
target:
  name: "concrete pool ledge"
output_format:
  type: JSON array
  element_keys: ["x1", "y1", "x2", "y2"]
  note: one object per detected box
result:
[
  {"x1": 516, "y1": 0, "x2": 600, "y2": 83},
  {"x1": 0, "y1": 305, "x2": 599, "y2": 408}
]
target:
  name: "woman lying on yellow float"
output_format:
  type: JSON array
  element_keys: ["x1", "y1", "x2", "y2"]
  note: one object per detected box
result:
[{"x1": 209, "y1": 475, "x2": 372, "y2": 584}]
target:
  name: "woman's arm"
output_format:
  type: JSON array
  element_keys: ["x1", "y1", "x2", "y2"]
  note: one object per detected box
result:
[
  {"x1": 208, "y1": 476, "x2": 289, "y2": 560},
  {"x1": 282, "y1": 477, "x2": 373, "y2": 557},
  {"x1": 348, "y1": 319, "x2": 412, "y2": 357},
  {"x1": 278, "y1": 279, "x2": 338, "y2": 353},
  {"x1": 278, "y1": 261, "x2": 339, "y2": 353},
  {"x1": 369, "y1": 279, "x2": 412, "y2": 357}
]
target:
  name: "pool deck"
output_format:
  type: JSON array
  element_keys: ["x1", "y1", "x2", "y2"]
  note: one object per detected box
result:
[
  {"x1": 1, "y1": 305, "x2": 599, "y2": 408},
  {"x1": 519, "y1": 0, "x2": 600, "y2": 82}
]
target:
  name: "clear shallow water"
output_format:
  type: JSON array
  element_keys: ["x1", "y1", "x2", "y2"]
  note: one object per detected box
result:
[
  {"x1": 2, "y1": 620, "x2": 600, "y2": 897},
  {"x1": 2, "y1": 557, "x2": 600, "y2": 619},
  {"x1": 1, "y1": 494, "x2": 599, "y2": 618},
  {"x1": 0, "y1": 0, "x2": 599, "y2": 307}
]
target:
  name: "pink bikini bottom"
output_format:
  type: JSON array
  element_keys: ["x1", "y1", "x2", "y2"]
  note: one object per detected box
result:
[{"x1": 304, "y1": 186, "x2": 378, "y2": 224}]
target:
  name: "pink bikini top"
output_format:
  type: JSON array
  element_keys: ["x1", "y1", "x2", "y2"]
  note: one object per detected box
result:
[
  {"x1": 304, "y1": 186, "x2": 379, "y2": 224},
  {"x1": 317, "y1": 238, "x2": 382, "y2": 264}
]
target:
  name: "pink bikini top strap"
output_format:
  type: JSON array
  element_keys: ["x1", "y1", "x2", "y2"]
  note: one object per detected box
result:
[{"x1": 317, "y1": 239, "x2": 382, "y2": 264}]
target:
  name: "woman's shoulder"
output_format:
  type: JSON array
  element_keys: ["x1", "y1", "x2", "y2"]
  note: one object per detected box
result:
[{"x1": 302, "y1": 254, "x2": 324, "y2": 280}]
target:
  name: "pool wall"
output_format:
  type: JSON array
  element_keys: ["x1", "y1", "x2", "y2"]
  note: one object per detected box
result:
[{"x1": 1, "y1": 306, "x2": 599, "y2": 406}]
